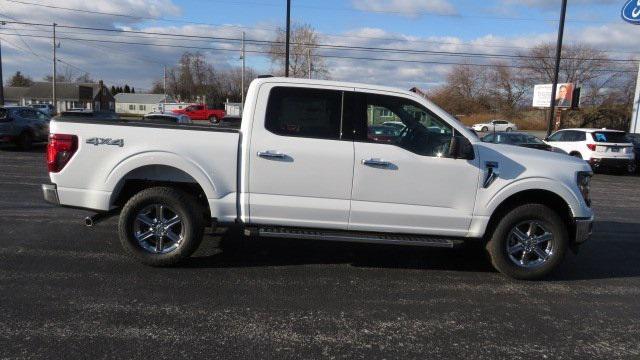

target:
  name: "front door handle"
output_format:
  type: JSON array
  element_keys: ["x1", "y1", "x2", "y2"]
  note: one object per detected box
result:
[
  {"x1": 362, "y1": 158, "x2": 391, "y2": 167},
  {"x1": 257, "y1": 150, "x2": 287, "y2": 159}
]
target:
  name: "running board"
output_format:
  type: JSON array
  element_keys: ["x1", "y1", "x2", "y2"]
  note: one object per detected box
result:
[{"x1": 257, "y1": 227, "x2": 464, "y2": 248}]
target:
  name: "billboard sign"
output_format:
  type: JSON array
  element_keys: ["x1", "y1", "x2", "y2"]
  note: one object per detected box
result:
[
  {"x1": 622, "y1": 0, "x2": 640, "y2": 24},
  {"x1": 532, "y1": 83, "x2": 575, "y2": 108}
]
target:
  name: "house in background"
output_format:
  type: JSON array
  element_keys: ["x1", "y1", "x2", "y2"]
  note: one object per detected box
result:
[
  {"x1": 115, "y1": 93, "x2": 173, "y2": 115},
  {"x1": 14, "y1": 80, "x2": 114, "y2": 112},
  {"x1": 2, "y1": 87, "x2": 29, "y2": 106}
]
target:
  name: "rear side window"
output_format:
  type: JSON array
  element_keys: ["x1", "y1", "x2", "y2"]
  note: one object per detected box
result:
[
  {"x1": 265, "y1": 87, "x2": 342, "y2": 139},
  {"x1": 591, "y1": 131, "x2": 628, "y2": 143}
]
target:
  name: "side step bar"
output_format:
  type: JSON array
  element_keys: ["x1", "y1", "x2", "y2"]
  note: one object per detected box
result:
[{"x1": 257, "y1": 227, "x2": 465, "y2": 248}]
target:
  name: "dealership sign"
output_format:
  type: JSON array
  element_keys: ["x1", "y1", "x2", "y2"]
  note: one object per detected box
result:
[
  {"x1": 622, "y1": 0, "x2": 640, "y2": 24},
  {"x1": 532, "y1": 83, "x2": 576, "y2": 108}
]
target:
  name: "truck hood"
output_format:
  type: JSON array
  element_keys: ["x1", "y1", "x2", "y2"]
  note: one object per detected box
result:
[{"x1": 477, "y1": 142, "x2": 591, "y2": 179}]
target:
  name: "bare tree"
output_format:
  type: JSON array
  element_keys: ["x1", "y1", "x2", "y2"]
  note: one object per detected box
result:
[
  {"x1": 486, "y1": 62, "x2": 533, "y2": 116},
  {"x1": 517, "y1": 43, "x2": 616, "y2": 105},
  {"x1": 268, "y1": 23, "x2": 329, "y2": 79}
]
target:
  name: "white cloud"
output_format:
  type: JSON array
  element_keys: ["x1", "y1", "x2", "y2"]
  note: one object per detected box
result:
[{"x1": 351, "y1": 0, "x2": 457, "y2": 17}]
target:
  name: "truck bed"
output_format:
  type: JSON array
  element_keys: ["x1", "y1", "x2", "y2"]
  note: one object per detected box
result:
[{"x1": 48, "y1": 118, "x2": 241, "y2": 222}]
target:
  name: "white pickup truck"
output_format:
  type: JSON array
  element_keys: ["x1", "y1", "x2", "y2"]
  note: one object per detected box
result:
[{"x1": 42, "y1": 77, "x2": 593, "y2": 279}]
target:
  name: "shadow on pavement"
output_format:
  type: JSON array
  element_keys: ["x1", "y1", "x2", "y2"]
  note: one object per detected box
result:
[
  {"x1": 187, "y1": 229, "x2": 495, "y2": 274},
  {"x1": 186, "y1": 220, "x2": 640, "y2": 280}
]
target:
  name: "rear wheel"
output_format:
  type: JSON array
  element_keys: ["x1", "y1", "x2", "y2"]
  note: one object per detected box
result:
[
  {"x1": 505, "y1": 127, "x2": 512, "y2": 132},
  {"x1": 15, "y1": 131, "x2": 33, "y2": 150},
  {"x1": 628, "y1": 162, "x2": 637, "y2": 174},
  {"x1": 118, "y1": 187, "x2": 204, "y2": 266},
  {"x1": 486, "y1": 204, "x2": 568, "y2": 280},
  {"x1": 570, "y1": 152, "x2": 582, "y2": 159},
  {"x1": 481, "y1": 126, "x2": 488, "y2": 132},
  {"x1": 209, "y1": 115, "x2": 219, "y2": 124}
]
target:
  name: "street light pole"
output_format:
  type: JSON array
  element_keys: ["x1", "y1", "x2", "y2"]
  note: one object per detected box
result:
[
  {"x1": 241, "y1": 31, "x2": 245, "y2": 108},
  {"x1": 52, "y1": 23, "x2": 57, "y2": 112},
  {"x1": 546, "y1": 0, "x2": 567, "y2": 136},
  {"x1": 285, "y1": 0, "x2": 290, "y2": 77}
]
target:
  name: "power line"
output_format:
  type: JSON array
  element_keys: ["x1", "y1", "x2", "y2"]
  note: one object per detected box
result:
[
  {"x1": 3, "y1": 0, "x2": 634, "y2": 54},
  {"x1": 0, "y1": 31, "x2": 634, "y2": 73},
  {"x1": 1, "y1": 21, "x2": 637, "y2": 63}
]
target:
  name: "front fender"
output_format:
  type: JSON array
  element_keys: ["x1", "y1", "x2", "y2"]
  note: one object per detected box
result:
[{"x1": 480, "y1": 176, "x2": 590, "y2": 218}]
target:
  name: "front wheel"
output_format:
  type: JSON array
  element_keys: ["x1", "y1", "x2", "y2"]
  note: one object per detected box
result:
[
  {"x1": 481, "y1": 126, "x2": 488, "y2": 132},
  {"x1": 118, "y1": 187, "x2": 204, "y2": 266},
  {"x1": 16, "y1": 132, "x2": 33, "y2": 150},
  {"x1": 486, "y1": 204, "x2": 568, "y2": 280}
]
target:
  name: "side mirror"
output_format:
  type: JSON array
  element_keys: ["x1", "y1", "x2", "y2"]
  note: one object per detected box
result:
[{"x1": 449, "y1": 135, "x2": 475, "y2": 160}]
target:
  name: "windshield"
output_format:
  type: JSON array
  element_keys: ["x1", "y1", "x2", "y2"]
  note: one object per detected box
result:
[{"x1": 591, "y1": 131, "x2": 628, "y2": 143}]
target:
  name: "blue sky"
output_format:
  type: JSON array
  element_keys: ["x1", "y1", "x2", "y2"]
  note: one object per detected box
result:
[{"x1": 0, "y1": 0, "x2": 637, "y2": 90}]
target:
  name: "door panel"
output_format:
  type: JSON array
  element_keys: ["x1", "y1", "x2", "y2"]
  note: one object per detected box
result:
[
  {"x1": 347, "y1": 90, "x2": 480, "y2": 236},
  {"x1": 351, "y1": 142, "x2": 479, "y2": 235},
  {"x1": 248, "y1": 84, "x2": 355, "y2": 229}
]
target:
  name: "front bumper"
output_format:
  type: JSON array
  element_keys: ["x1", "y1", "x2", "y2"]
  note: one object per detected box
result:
[
  {"x1": 589, "y1": 157, "x2": 634, "y2": 170},
  {"x1": 42, "y1": 184, "x2": 59, "y2": 205},
  {"x1": 574, "y1": 217, "x2": 593, "y2": 244}
]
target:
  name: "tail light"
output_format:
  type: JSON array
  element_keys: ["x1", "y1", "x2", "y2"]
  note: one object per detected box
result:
[
  {"x1": 47, "y1": 134, "x2": 78, "y2": 173},
  {"x1": 586, "y1": 144, "x2": 596, "y2": 151}
]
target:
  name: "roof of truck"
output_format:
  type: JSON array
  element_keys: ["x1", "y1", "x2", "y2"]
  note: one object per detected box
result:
[{"x1": 252, "y1": 77, "x2": 418, "y2": 98}]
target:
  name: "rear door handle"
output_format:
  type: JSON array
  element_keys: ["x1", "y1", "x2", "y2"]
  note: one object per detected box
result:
[
  {"x1": 257, "y1": 150, "x2": 287, "y2": 159},
  {"x1": 362, "y1": 158, "x2": 391, "y2": 167}
]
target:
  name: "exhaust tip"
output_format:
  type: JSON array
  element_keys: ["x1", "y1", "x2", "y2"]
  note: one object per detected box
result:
[{"x1": 84, "y1": 216, "x2": 94, "y2": 227}]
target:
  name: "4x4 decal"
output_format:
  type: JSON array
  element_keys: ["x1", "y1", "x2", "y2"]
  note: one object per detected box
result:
[{"x1": 86, "y1": 138, "x2": 124, "y2": 147}]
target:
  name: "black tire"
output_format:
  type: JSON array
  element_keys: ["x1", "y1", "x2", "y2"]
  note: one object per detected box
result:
[
  {"x1": 481, "y1": 126, "x2": 488, "y2": 132},
  {"x1": 570, "y1": 152, "x2": 582, "y2": 159},
  {"x1": 209, "y1": 115, "x2": 219, "y2": 124},
  {"x1": 627, "y1": 162, "x2": 637, "y2": 175},
  {"x1": 505, "y1": 127, "x2": 512, "y2": 132},
  {"x1": 118, "y1": 187, "x2": 204, "y2": 266},
  {"x1": 486, "y1": 204, "x2": 568, "y2": 280},
  {"x1": 15, "y1": 131, "x2": 33, "y2": 150}
]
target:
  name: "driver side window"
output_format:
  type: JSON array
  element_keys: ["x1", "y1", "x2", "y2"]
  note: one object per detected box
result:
[{"x1": 353, "y1": 93, "x2": 455, "y2": 157}]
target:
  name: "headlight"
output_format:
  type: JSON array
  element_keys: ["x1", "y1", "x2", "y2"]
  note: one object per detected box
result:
[{"x1": 577, "y1": 171, "x2": 592, "y2": 207}]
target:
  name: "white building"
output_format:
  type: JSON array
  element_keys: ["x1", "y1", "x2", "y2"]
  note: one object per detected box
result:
[{"x1": 115, "y1": 93, "x2": 173, "y2": 115}]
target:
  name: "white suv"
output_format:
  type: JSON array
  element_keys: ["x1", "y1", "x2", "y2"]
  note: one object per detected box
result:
[{"x1": 545, "y1": 128, "x2": 636, "y2": 173}]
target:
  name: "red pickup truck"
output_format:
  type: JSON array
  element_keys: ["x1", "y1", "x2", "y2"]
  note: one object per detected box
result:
[{"x1": 172, "y1": 104, "x2": 226, "y2": 123}]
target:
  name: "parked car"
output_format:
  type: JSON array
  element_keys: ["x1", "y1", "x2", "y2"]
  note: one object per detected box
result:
[
  {"x1": 544, "y1": 128, "x2": 635, "y2": 174},
  {"x1": 626, "y1": 133, "x2": 640, "y2": 173},
  {"x1": 472, "y1": 120, "x2": 517, "y2": 133},
  {"x1": 217, "y1": 115, "x2": 242, "y2": 128},
  {"x1": 368, "y1": 124, "x2": 401, "y2": 143},
  {"x1": 142, "y1": 112, "x2": 192, "y2": 125},
  {"x1": 0, "y1": 106, "x2": 50, "y2": 150},
  {"x1": 42, "y1": 77, "x2": 594, "y2": 280},
  {"x1": 29, "y1": 103, "x2": 56, "y2": 116},
  {"x1": 481, "y1": 131, "x2": 566, "y2": 153},
  {"x1": 55, "y1": 111, "x2": 119, "y2": 121},
  {"x1": 381, "y1": 121, "x2": 406, "y2": 131},
  {"x1": 172, "y1": 104, "x2": 225, "y2": 123}
]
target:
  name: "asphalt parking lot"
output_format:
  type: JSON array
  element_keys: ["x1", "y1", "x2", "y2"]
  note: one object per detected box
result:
[{"x1": 1, "y1": 146, "x2": 639, "y2": 359}]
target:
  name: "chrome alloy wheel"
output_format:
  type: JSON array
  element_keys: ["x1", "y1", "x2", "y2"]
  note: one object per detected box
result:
[
  {"x1": 133, "y1": 204, "x2": 184, "y2": 254},
  {"x1": 506, "y1": 220, "x2": 554, "y2": 268}
]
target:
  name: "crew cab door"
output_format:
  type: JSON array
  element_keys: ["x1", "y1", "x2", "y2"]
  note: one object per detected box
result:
[
  {"x1": 248, "y1": 84, "x2": 355, "y2": 229},
  {"x1": 185, "y1": 105, "x2": 205, "y2": 120},
  {"x1": 346, "y1": 90, "x2": 480, "y2": 236}
]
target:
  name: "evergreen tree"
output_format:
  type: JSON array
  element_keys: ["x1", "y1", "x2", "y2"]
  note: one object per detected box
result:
[
  {"x1": 110, "y1": 85, "x2": 117, "y2": 96},
  {"x1": 124, "y1": 84, "x2": 131, "y2": 93}
]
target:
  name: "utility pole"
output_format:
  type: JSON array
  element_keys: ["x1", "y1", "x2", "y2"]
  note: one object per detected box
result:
[
  {"x1": 52, "y1": 23, "x2": 57, "y2": 112},
  {"x1": 0, "y1": 38, "x2": 4, "y2": 107},
  {"x1": 546, "y1": 0, "x2": 567, "y2": 136},
  {"x1": 241, "y1": 31, "x2": 245, "y2": 109},
  {"x1": 307, "y1": 48, "x2": 311, "y2": 79},
  {"x1": 631, "y1": 62, "x2": 640, "y2": 134},
  {"x1": 285, "y1": 0, "x2": 291, "y2": 77}
]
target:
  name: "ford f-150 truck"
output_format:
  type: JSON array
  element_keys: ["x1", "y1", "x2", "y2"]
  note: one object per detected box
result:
[
  {"x1": 42, "y1": 77, "x2": 593, "y2": 280},
  {"x1": 172, "y1": 104, "x2": 225, "y2": 123}
]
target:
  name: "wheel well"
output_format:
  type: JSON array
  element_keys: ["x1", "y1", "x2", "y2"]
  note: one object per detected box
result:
[
  {"x1": 484, "y1": 189, "x2": 574, "y2": 242},
  {"x1": 569, "y1": 151, "x2": 582, "y2": 157},
  {"x1": 111, "y1": 165, "x2": 210, "y2": 219}
]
